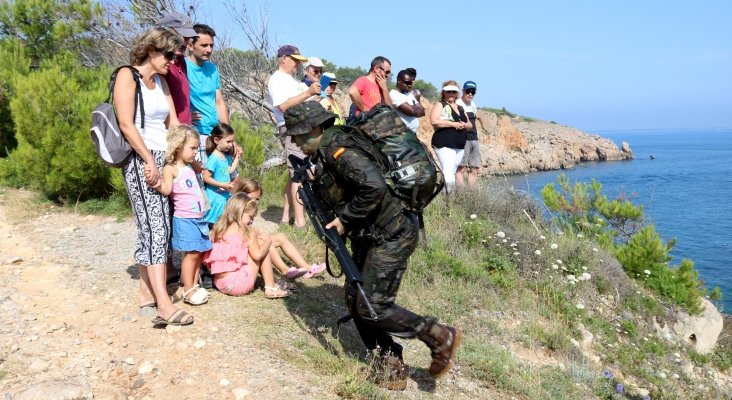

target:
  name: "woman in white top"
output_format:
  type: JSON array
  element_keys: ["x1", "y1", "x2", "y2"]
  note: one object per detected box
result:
[{"x1": 113, "y1": 27, "x2": 190, "y2": 326}]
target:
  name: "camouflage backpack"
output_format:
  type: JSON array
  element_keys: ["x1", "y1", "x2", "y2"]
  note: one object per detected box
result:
[{"x1": 346, "y1": 104, "x2": 444, "y2": 213}]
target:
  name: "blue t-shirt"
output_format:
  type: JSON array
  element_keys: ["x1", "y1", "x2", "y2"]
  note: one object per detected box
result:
[{"x1": 185, "y1": 58, "x2": 220, "y2": 135}]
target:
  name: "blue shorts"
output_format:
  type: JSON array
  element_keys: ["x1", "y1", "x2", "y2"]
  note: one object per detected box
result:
[{"x1": 171, "y1": 216, "x2": 213, "y2": 253}]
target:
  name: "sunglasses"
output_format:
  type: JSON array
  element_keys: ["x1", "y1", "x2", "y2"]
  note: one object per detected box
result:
[
  {"x1": 401, "y1": 80, "x2": 415, "y2": 85},
  {"x1": 162, "y1": 51, "x2": 176, "y2": 61},
  {"x1": 445, "y1": 90, "x2": 458, "y2": 94},
  {"x1": 328, "y1": 82, "x2": 337, "y2": 87},
  {"x1": 311, "y1": 68, "x2": 323, "y2": 75},
  {"x1": 465, "y1": 90, "x2": 476, "y2": 95},
  {"x1": 377, "y1": 65, "x2": 392, "y2": 77}
]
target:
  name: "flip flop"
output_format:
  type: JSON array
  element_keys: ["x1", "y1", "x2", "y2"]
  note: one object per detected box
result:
[{"x1": 151, "y1": 309, "x2": 193, "y2": 326}]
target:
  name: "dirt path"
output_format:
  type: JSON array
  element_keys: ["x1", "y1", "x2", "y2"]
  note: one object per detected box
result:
[{"x1": 0, "y1": 193, "x2": 337, "y2": 400}]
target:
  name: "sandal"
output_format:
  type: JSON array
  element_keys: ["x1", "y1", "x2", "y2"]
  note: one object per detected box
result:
[
  {"x1": 286, "y1": 266, "x2": 308, "y2": 280},
  {"x1": 264, "y1": 285, "x2": 290, "y2": 299},
  {"x1": 151, "y1": 309, "x2": 194, "y2": 326},
  {"x1": 183, "y1": 285, "x2": 209, "y2": 305},
  {"x1": 302, "y1": 262, "x2": 326, "y2": 279}
]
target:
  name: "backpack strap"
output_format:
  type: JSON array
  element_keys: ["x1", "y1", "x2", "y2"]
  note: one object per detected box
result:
[{"x1": 107, "y1": 65, "x2": 145, "y2": 129}]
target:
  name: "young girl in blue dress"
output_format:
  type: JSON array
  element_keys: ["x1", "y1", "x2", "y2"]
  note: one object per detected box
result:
[{"x1": 203, "y1": 123, "x2": 242, "y2": 224}]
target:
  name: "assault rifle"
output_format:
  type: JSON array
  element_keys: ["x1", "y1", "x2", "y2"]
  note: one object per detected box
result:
[{"x1": 289, "y1": 155, "x2": 378, "y2": 321}]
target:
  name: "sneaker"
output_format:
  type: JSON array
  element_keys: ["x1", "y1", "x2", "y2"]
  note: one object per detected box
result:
[
  {"x1": 302, "y1": 262, "x2": 326, "y2": 279},
  {"x1": 286, "y1": 266, "x2": 308, "y2": 280}
]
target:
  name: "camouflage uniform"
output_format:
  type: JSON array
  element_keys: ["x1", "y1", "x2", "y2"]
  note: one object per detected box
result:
[
  {"x1": 315, "y1": 125, "x2": 426, "y2": 357},
  {"x1": 283, "y1": 102, "x2": 461, "y2": 382}
]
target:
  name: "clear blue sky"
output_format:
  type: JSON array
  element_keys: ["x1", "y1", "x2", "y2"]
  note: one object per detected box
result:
[{"x1": 204, "y1": 0, "x2": 732, "y2": 132}]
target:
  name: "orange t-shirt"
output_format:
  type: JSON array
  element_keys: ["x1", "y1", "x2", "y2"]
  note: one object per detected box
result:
[{"x1": 352, "y1": 76, "x2": 382, "y2": 114}]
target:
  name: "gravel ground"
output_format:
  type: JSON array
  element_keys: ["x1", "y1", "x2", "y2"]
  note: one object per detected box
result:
[{"x1": 0, "y1": 191, "x2": 337, "y2": 400}]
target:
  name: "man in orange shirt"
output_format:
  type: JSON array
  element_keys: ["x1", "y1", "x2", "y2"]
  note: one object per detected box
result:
[{"x1": 348, "y1": 56, "x2": 393, "y2": 115}]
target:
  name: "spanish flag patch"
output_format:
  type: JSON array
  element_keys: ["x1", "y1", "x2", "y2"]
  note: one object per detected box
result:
[{"x1": 333, "y1": 147, "x2": 345, "y2": 159}]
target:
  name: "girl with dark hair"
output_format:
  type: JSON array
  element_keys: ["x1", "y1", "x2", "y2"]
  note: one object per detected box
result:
[{"x1": 203, "y1": 123, "x2": 242, "y2": 224}]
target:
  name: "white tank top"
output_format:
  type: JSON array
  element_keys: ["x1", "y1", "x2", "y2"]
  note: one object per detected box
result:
[{"x1": 134, "y1": 75, "x2": 169, "y2": 151}]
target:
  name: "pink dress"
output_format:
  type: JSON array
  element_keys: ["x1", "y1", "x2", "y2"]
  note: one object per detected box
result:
[{"x1": 203, "y1": 233, "x2": 255, "y2": 296}]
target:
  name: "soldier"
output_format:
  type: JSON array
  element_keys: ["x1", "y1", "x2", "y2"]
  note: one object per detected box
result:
[{"x1": 283, "y1": 102, "x2": 461, "y2": 390}]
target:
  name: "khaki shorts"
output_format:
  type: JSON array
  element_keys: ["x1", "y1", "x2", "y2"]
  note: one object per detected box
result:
[
  {"x1": 278, "y1": 125, "x2": 307, "y2": 177},
  {"x1": 459, "y1": 140, "x2": 481, "y2": 168}
]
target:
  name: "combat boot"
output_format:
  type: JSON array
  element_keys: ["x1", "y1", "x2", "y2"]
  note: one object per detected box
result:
[
  {"x1": 368, "y1": 351, "x2": 408, "y2": 390},
  {"x1": 418, "y1": 319, "x2": 462, "y2": 378}
]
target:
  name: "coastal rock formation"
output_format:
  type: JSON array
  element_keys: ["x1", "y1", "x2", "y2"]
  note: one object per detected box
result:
[
  {"x1": 673, "y1": 299, "x2": 724, "y2": 354},
  {"x1": 413, "y1": 103, "x2": 633, "y2": 175}
]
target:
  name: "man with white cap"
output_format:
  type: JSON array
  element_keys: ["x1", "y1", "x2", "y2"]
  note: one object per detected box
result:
[
  {"x1": 302, "y1": 57, "x2": 324, "y2": 87},
  {"x1": 160, "y1": 12, "x2": 198, "y2": 125},
  {"x1": 267, "y1": 45, "x2": 322, "y2": 227}
]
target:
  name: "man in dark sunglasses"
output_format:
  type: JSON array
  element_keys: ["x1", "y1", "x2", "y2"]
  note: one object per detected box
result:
[
  {"x1": 160, "y1": 12, "x2": 198, "y2": 125},
  {"x1": 348, "y1": 56, "x2": 393, "y2": 116},
  {"x1": 389, "y1": 69, "x2": 425, "y2": 133},
  {"x1": 456, "y1": 80, "x2": 485, "y2": 187}
]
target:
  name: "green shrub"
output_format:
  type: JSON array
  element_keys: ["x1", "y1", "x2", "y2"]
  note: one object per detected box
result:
[
  {"x1": 0, "y1": 53, "x2": 113, "y2": 200},
  {"x1": 542, "y1": 175, "x2": 719, "y2": 314}
]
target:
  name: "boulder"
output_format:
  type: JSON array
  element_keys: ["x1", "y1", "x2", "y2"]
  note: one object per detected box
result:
[{"x1": 673, "y1": 299, "x2": 723, "y2": 354}]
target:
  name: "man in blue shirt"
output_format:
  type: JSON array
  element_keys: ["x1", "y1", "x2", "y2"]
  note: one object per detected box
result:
[{"x1": 186, "y1": 24, "x2": 229, "y2": 164}]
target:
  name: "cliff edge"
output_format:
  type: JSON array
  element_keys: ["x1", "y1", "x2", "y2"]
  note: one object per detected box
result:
[{"x1": 413, "y1": 103, "x2": 634, "y2": 175}]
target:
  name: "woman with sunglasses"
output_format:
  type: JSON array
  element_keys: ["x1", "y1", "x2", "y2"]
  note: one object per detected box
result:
[
  {"x1": 430, "y1": 80, "x2": 472, "y2": 193},
  {"x1": 114, "y1": 28, "x2": 192, "y2": 326},
  {"x1": 319, "y1": 72, "x2": 345, "y2": 125}
]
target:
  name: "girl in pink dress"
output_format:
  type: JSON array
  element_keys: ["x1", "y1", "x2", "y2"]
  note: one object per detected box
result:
[{"x1": 204, "y1": 193, "x2": 290, "y2": 298}]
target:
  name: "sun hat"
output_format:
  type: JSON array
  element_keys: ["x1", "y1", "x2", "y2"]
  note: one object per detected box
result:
[
  {"x1": 283, "y1": 103, "x2": 336, "y2": 137},
  {"x1": 323, "y1": 72, "x2": 338, "y2": 83},
  {"x1": 277, "y1": 45, "x2": 307, "y2": 61},
  {"x1": 303, "y1": 57, "x2": 324, "y2": 69},
  {"x1": 442, "y1": 85, "x2": 460, "y2": 92},
  {"x1": 160, "y1": 12, "x2": 197, "y2": 38},
  {"x1": 463, "y1": 81, "x2": 477, "y2": 90}
]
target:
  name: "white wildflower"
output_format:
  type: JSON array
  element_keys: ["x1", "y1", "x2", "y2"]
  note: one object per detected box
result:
[
  {"x1": 551, "y1": 264, "x2": 559, "y2": 270},
  {"x1": 556, "y1": 259, "x2": 562, "y2": 264},
  {"x1": 513, "y1": 252, "x2": 520, "y2": 256},
  {"x1": 577, "y1": 233, "x2": 584, "y2": 238},
  {"x1": 576, "y1": 303, "x2": 585, "y2": 310},
  {"x1": 567, "y1": 275, "x2": 576, "y2": 281},
  {"x1": 496, "y1": 231, "x2": 506, "y2": 238},
  {"x1": 580, "y1": 272, "x2": 592, "y2": 281},
  {"x1": 550, "y1": 243, "x2": 559, "y2": 250},
  {"x1": 469, "y1": 214, "x2": 477, "y2": 220},
  {"x1": 481, "y1": 239, "x2": 487, "y2": 244},
  {"x1": 510, "y1": 242, "x2": 517, "y2": 247},
  {"x1": 592, "y1": 247, "x2": 598, "y2": 252},
  {"x1": 539, "y1": 235, "x2": 546, "y2": 241},
  {"x1": 643, "y1": 269, "x2": 651, "y2": 275},
  {"x1": 534, "y1": 250, "x2": 541, "y2": 256},
  {"x1": 582, "y1": 266, "x2": 587, "y2": 271},
  {"x1": 502, "y1": 239, "x2": 508, "y2": 243}
]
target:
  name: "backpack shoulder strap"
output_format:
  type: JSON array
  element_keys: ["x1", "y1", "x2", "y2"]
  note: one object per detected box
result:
[{"x1": 107, "y1": 65, "x2": 145, "y2": 129}]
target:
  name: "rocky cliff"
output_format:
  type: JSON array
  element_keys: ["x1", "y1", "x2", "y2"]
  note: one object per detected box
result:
[{"x1": 413, "y1": 103, "x2": 634, "y2": 175}]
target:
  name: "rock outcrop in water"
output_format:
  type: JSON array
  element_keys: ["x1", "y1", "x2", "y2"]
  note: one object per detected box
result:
[{"x1": 413, "y1": 105, "x2": 634, "y2": 175}]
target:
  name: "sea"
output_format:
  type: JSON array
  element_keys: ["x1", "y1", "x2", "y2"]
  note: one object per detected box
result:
[{"x1": 500, "y1": 128, "x2": 732, "y2": 311}]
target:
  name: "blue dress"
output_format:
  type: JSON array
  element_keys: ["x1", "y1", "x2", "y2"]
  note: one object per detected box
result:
[{"x1": 204, "y1": 153, "x2": 233, "y2": 224}]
